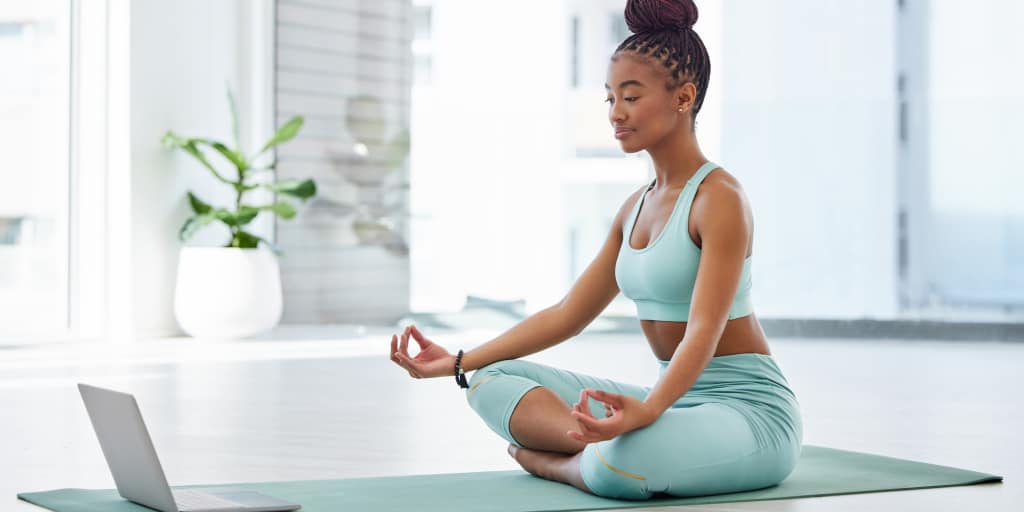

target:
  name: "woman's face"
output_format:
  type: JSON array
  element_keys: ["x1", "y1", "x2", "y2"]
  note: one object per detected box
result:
[{"x1": 605, "y1": 54, "x2": 689, "y2": 154}]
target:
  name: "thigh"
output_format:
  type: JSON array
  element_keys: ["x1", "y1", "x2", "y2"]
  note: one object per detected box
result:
[
  {"x1": 470, "y1": 359, "x2": 649, "y2": 416},
  {"x1": 580, "y1": 402, "x2": 783, "y2": 500}
]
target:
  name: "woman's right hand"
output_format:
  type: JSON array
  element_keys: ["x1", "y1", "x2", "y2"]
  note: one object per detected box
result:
[{"x1": 390, "y1": 324, "x2": 457, "y2": 380}]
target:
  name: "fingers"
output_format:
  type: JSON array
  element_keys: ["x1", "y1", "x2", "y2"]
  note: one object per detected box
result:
[
  {"x1": 567, "y1": 416, "x2": 601, "y2": 443},
  {"x1": 391, "y1": 330, "x2": 422, "y2": 379},
  {"x1": 389, "y1": 323, "x2": 438, "y2": 380},
  {"x1": 408, "y1": 324, "x2": 431, "y2": 348},
  {"x1": 396, "y1": 355, "x2": 422, "y2": 378},
  {"x1": 567, "y1": 416, "x2": 594, "y2": 442},
  {"x1": 390, "y1": 334, "x2": 401, "y2": 364},
  {"x1": 587, "y1": 389, "x2": 624, "y2": 409},
  {"x1": 398, "y1": 325, "x2": 412, "y2": 357},
  {"x1": 567, "y1": 429, "x2": 591, "y2": 442},
  {"x1": 577, "y1": 389, "x2": 593, "y2": 417},
  {"x1": 573, "y1": 409, "x2": 602, "y2": 430},
  {"x1": 568, "y1": 388, "x2": 629, "y2": 443}
]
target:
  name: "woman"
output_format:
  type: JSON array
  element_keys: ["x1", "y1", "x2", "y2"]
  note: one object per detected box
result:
[{"x1": 389, "y1": 0, "x2": 802, "y2": 500}]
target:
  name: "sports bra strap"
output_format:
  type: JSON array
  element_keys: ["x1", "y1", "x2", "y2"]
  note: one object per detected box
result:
[
  {"x1": 647, "y1": 161, "x2": 719, "y2": 189},
  {"x1": 687, "y1": 161, "x2": 720, "y2": 185}
]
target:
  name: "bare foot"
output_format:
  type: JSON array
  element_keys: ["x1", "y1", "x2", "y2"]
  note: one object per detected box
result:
[{"x1": 508, "y1": 443, "x2": 591, "y2": 494}]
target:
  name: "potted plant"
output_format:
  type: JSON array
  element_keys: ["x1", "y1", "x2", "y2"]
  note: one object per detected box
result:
[{"x1": 162, "y1": 90, "x2": 316, "y2": 339}]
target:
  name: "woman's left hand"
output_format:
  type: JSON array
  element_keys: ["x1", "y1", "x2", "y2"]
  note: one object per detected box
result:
[{"x1": 566, "y1": 389, "x2": 659, "y2": 444}]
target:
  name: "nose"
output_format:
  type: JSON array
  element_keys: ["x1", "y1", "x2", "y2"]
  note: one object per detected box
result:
[{"x1": 609, "y1": 100, "x2": 626, "y2": 125}]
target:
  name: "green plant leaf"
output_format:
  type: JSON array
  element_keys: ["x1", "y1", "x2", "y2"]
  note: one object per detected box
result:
[
  {"x1": 212, "y1": 208, "x2": 240, "y2": 226},
  {"x1": 199, "y1": 139, "x2": 248, "y2": 172},
  {"x1": 232, "y1": 230, "x2": 262, "y2": 249},
  {"x1": 187, "y1": 191, "x2": 212, "y2": 215},
  {"x1": 179, "y1": 213, "x2": 217, "y2": 241},
  {"x1": 236, "y1": 205, "x2": 260, "y2": 225},
  {"x1": 264, "y1": 178, "x2": 317, "y2": 200},
  {"x1": 161, "y1": 131, "x2": 189, "y2": 149},
  {"x1": 256, "y1": 116, "x2": 304, "y2": 156},
  {"x1": 207, "y1": 206, "x2": 260, "y2": 227},
  {"x1": 265, "y1": 201, "x2": 296, "y2": 219},
  {"x1": 229, "y1": 231, "x2": 282, "y2": 254},
  {"x1": 161, "y1": 131, "x2": 235, "y2": 185}
]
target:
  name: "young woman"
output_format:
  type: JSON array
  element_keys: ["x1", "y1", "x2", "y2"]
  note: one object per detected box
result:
[{"x1": 389, "y1": 0, "x2": 802, "y2": 500}]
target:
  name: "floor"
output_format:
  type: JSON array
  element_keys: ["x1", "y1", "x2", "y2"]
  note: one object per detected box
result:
[{"x1": 2, "y1": 324, "x2": 1019, "y2": 511}]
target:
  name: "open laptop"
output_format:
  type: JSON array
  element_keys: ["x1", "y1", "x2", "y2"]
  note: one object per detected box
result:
[{"x1": 78, "y1": 383, "x2": 302, "y2": 512}]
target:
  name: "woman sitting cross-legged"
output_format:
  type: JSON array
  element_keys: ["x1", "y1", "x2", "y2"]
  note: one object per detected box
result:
[{"x1": 388, "y1": 0, "x2": 802, "y2": 500}]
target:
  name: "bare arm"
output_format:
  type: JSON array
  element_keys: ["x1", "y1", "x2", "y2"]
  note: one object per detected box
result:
[
  {"x1": 460, "y1": 187, "x2": 645, "y2": 373},
  {"x1": 459, "y1": 305, "x2": 574, "y2": 372}
]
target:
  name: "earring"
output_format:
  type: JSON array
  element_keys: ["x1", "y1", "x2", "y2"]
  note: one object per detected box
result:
[{"x1": 677, "y1": 107, "x2": 684, "y2": 112}]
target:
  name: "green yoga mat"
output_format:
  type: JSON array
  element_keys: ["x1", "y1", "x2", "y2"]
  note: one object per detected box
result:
[{"x1": 18, "y1": 446, "x2": 1002, "y2": 512}]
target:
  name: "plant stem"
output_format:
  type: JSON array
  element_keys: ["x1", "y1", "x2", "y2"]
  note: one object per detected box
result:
[{"x1": 232, "y1": 173, "x2": 244, "y2": 246}]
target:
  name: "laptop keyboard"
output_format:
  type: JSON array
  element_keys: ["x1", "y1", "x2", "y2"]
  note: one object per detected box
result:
[{"x1": 173, "y1": 489, "x2": 242, "y2": 511}]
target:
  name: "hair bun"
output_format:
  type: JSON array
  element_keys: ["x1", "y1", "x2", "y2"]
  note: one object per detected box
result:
[{"x1": 624, "y1": 0, "x2": 698, "y2": 33}]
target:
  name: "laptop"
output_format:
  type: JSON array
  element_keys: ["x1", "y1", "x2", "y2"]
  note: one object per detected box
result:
[{"x1": 78, "y1": 383, "x2": 302, "y2": 512}]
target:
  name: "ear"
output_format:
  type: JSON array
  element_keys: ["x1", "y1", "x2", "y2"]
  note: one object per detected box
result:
[{"x1": 675, "y1": 82, "x2": 697, "y2": 113}]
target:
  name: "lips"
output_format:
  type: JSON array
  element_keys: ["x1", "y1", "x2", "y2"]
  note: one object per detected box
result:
[{"x1": 614, "y1": 128, "x2": 635, "y2": 140}]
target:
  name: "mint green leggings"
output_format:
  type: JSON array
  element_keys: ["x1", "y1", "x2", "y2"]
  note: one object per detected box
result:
[{"x1": 465, "y1": 353, "x2": 803, "y2": 500}]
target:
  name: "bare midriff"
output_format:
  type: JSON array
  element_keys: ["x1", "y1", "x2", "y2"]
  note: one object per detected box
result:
[{"x1": 642, "y1": 313, "x2": 771, "y2": 361}]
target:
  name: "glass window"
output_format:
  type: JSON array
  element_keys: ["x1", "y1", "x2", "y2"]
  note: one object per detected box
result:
[
  {"x1": 412, "y1": 4, "x2": 433, "y2": 85},
  {"x1": 413, "y1": 5, "x2": 432, "y2": 40},
  {"x1": 0, "y1": 1, "x2": 71, "y2": 337},
  {"x1": 918, "y1": 0, "x2": 1024, "y2": 316},
  {"x1": 409, "y1": 1, "x2": 645, "y2": 314}
]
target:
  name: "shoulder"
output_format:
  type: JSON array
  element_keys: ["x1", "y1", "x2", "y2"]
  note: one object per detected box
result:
[
  {"x1": 695, "y1": 167, "x2": 748, "y2": 212},
  {"x1": 692, "y1": 167, "x2": 752, "y2": 232}
]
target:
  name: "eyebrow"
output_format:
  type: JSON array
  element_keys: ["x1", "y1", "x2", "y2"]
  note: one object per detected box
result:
[{"x1": 603, "y1": 80, "x2": 646, "y2": 90}]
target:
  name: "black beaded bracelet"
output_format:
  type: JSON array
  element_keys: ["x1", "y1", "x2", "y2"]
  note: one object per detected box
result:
[{"x1": 454, "y1": 349, "x2": 469, "y2": 389}]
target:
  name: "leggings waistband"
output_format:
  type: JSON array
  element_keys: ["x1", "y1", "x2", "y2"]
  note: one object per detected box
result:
[{"x1": 658, "y1": 353, "x2": 795, "y2": 396}]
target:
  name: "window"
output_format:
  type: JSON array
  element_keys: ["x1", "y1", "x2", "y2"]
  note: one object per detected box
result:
[
  {"x1": 409, "y1": 1, "x2": 644, "y2": 314},
  {"x1": 412, "y1": 3, "x2": 433, "y2": 85},
  {"x1": 906, "y1": 0, "x2": 1024, "y2": 315},
  {"x1": 0, "y1": 1, "x2": 72, "y2": 338}
]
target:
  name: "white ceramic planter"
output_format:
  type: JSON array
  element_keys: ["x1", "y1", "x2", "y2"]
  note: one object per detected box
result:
[{"x1": 173, "y1": 246, "x2": 283, "y2": 339}]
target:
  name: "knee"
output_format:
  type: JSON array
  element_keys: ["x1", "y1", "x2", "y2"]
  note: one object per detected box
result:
[
  {"x1": 467, "y1": 359, "x2": 536, "y2": 389},
  {"x1": 463, "y1": 360, "x2": 543, "y2": 447},
  {"x1": 579, "y1": 442, "x2": 656, "y2": 501},
  {"x1": 467, "y1": 360, "x2": 504, "y2": 387}
]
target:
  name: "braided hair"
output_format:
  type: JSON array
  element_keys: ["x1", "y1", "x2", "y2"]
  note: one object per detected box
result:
[{"x1": 613, "y1": 0, "x2": 710, "y2": 123}]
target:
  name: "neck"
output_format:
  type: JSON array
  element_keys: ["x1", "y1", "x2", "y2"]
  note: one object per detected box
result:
[{"x1": 645, "y1": 126, "x2": 707, "y2": 191}]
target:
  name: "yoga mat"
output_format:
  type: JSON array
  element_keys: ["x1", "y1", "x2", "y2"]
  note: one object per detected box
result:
[{"x1": 18, "y1": 446, "x2": 1002, "y2": 512}]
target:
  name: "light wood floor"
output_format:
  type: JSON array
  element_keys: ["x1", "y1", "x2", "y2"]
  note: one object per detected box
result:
[{"x1": 2, "y1": 325, "x2": 1019, "y2": 511}]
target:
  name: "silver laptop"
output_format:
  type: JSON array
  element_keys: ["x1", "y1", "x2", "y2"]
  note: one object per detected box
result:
[{"x1": 78, "y1": 383, "x2": 302, "y2": 512}]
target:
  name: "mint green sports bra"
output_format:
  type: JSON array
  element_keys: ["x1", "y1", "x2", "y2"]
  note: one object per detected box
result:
[{"x1": 614, "y1": 161, "x2": 753, "y2": 322}]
